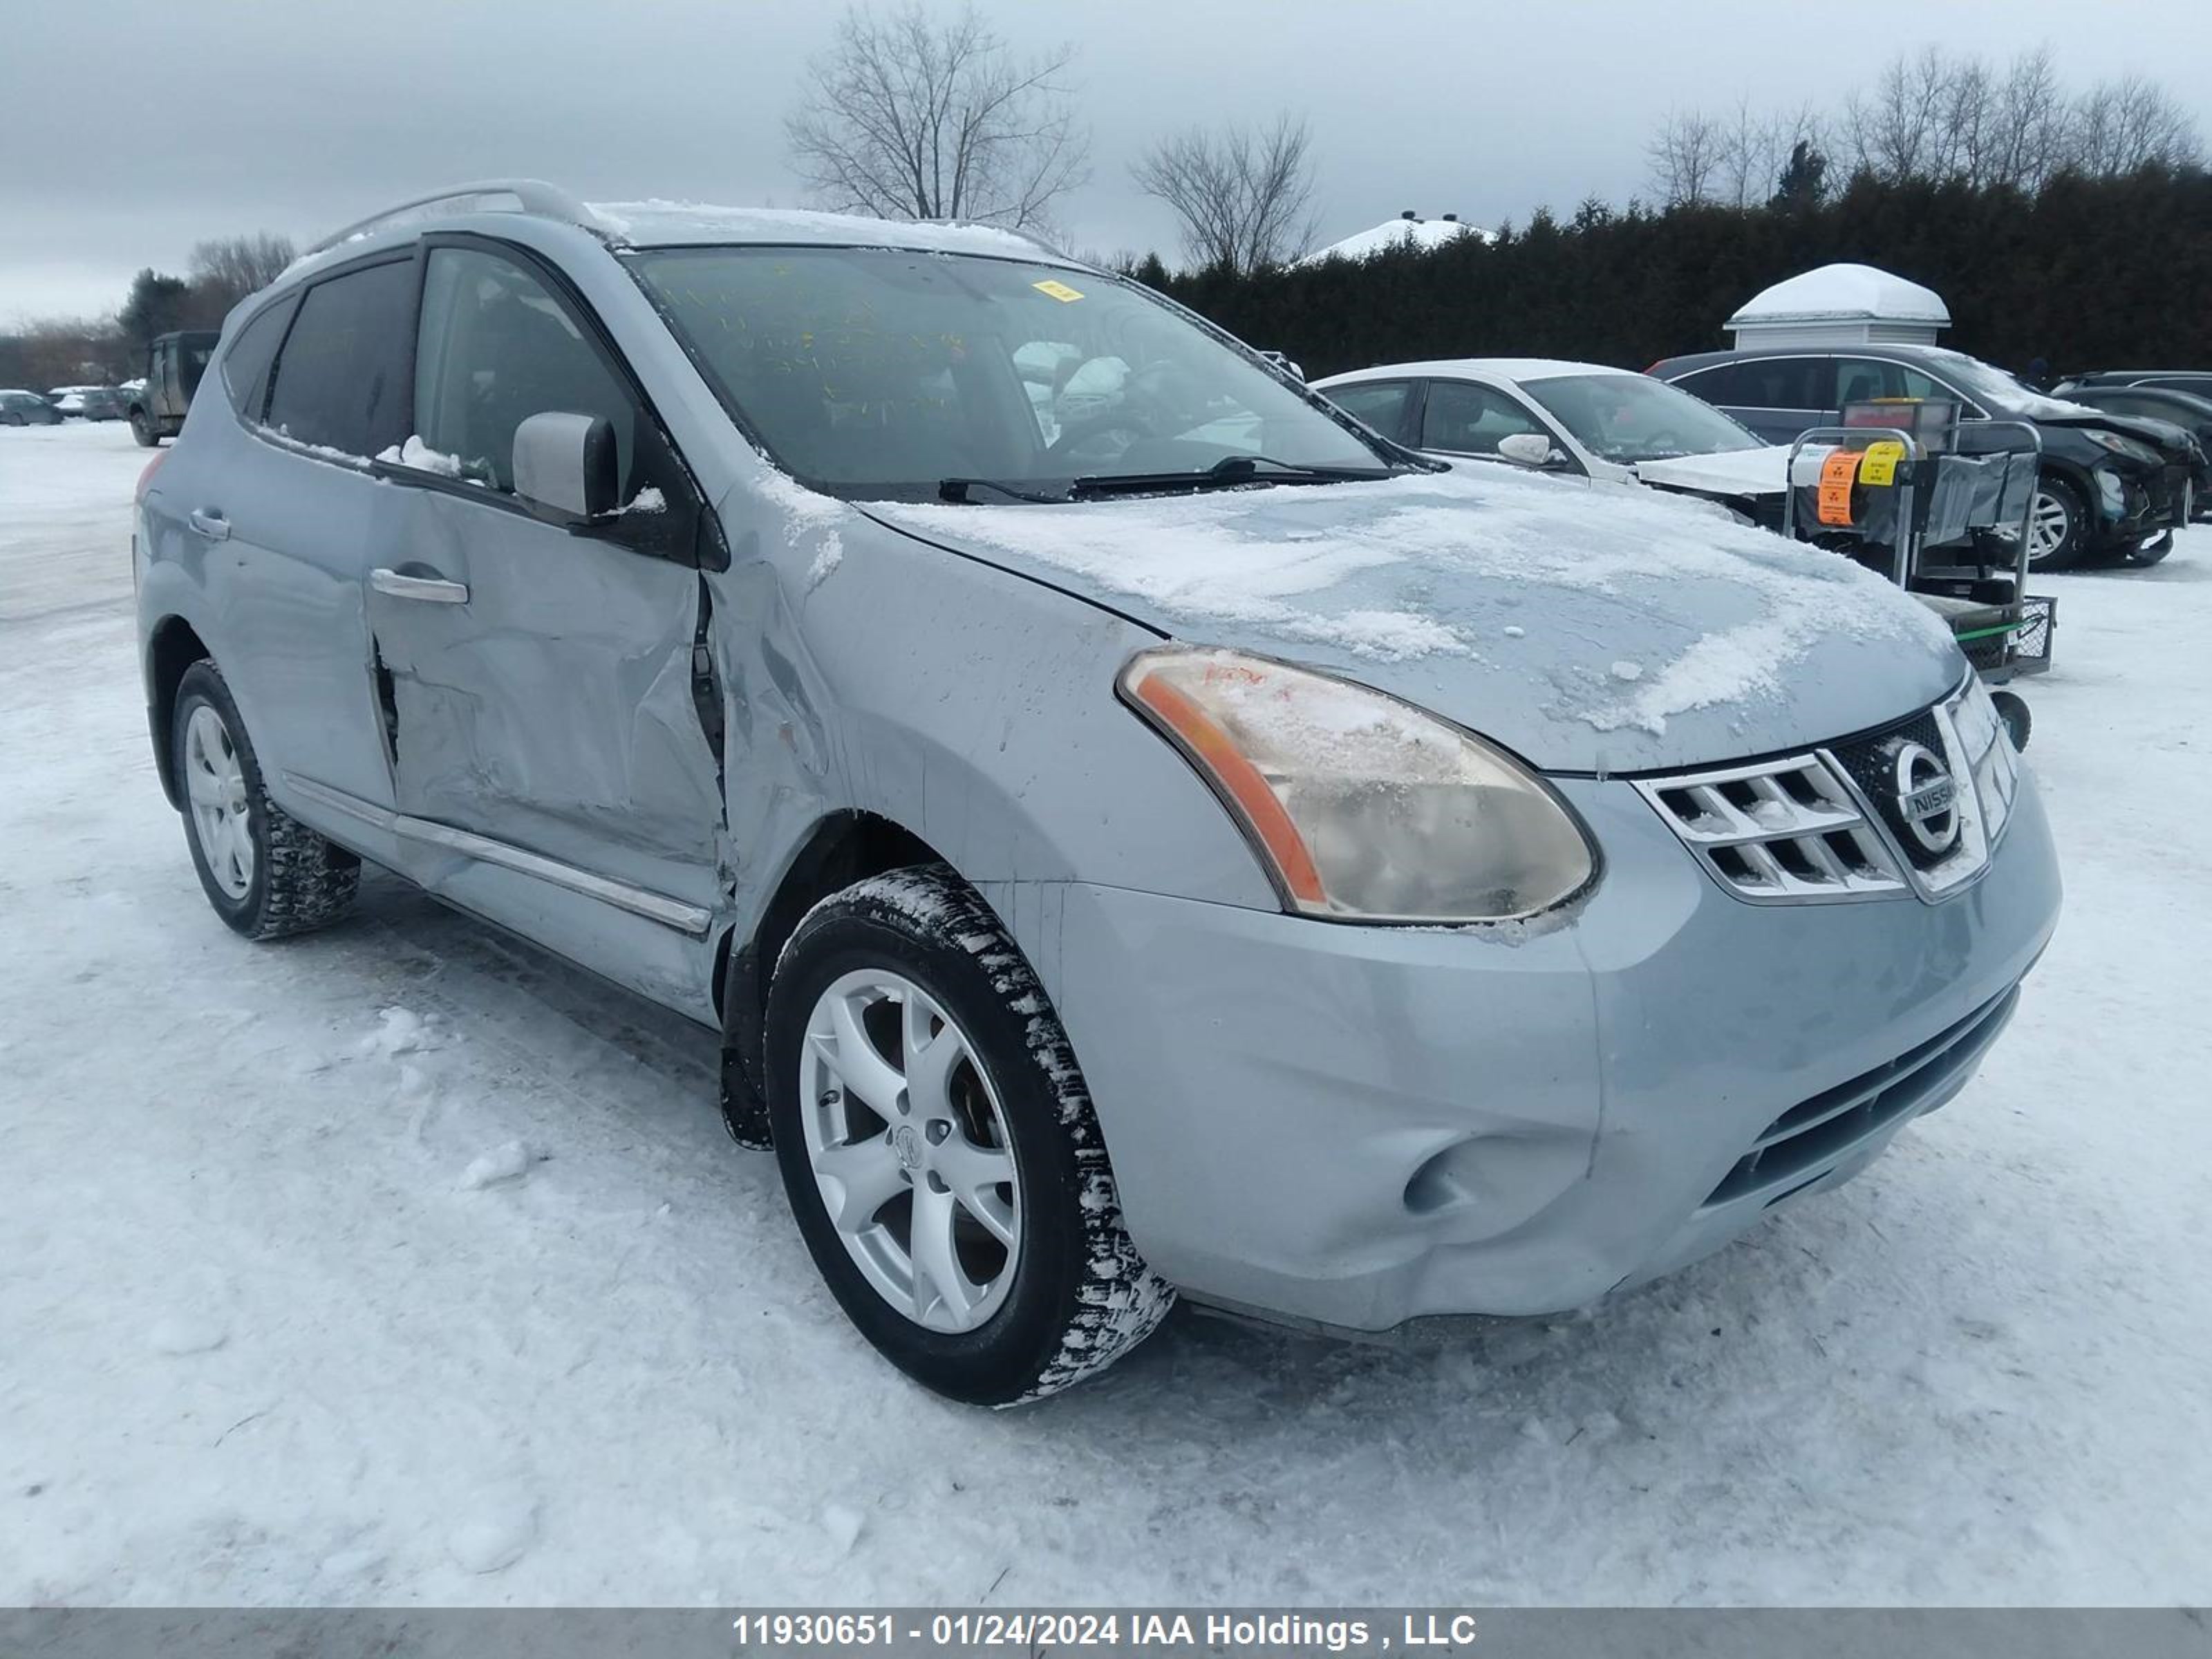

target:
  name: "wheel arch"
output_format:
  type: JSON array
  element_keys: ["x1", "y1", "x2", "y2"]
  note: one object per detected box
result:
[
  {"x1": 145, "y1": 614, "x2": 213, "y2": 809},
  {"x1": 718, "y1": 807, "x2": 951, "y2": 1145}
]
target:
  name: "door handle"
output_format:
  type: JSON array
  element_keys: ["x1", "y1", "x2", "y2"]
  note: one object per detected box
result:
[
  {"x1": 187, "y1": 509, "x2": 231, "y2": 541},
  {"x1": 371, "y1": 568, "x2": 469, "y2": 604}
]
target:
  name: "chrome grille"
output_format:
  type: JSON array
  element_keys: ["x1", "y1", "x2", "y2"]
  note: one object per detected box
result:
[
  {"x1": 1636, "y1": 753, "x2": 1910, "y2": 901},
  {"x1": 1635, "y1": 678, "x2": 2016, "y2": 906}
]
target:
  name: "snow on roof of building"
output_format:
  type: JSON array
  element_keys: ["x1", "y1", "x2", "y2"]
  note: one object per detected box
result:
[
  {"x1": 1727, "y1": 263, "x2": 1951, "y2": 328},
  {"x1": 1302, "y1": 215, "x2": 1492, "y2": 265}
]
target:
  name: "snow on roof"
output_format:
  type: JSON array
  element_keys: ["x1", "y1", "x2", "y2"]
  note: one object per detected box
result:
[
  {"x1": 1727, "y1": 263, "x2": 1951, "y2": 328},
  {"x1": 1302, "y1": 216, "x2": 1492, "y2": 265},
  {"x1": 587, "y1": 200, "x2": 1078, "y2": 263}
]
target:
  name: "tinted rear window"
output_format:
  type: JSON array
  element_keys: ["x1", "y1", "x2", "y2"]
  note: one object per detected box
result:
[
  {"x1": 220, "y1": 296, "x2": 298, "y2": 419},
  {"x1": 264, "y1": 261, "x2": 414, "y2": 456}
]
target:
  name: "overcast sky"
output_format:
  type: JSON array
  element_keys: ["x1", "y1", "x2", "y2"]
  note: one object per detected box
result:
[{"x1": 3, "y1": 0, "x2": 2207, "y2": 324}]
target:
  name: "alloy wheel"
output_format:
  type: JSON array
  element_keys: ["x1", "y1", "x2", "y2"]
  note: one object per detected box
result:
[
  {"x1": 2027, "y1": 489, "x2": 2072, "y2": 565},
  {"x1": 798, "y1": 969, "x2": 1021, "y2": 1333}
]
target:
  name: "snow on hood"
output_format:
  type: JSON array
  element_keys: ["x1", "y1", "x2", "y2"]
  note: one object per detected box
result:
[
  {"x1": 860, "y1": 467, "x2": 1962, "y2": 774},
  {"x1": 1631, "y1": 445, "x2": 1794, "y2": 498}
]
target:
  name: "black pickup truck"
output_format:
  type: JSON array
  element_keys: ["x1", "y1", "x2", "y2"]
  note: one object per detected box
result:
[{"x1": 126, "y1": 330, "x2": 219, "y2": 447}]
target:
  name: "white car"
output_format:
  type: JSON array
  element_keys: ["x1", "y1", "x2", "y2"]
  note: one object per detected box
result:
[{"x1": 1314, "y1": 357, "x2": 1797, "y2": 524}]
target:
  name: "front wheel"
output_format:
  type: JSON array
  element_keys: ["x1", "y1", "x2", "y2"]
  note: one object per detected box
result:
[
  {"x1": 129, "y1": 409, "x2": 158, "y2": 447},
  {"x1": 765, "y1": 865, "x2": 1173, "y2": 1405},
  {"x1": 171, "y1": 662, "x2": 360, "y2": 939}
]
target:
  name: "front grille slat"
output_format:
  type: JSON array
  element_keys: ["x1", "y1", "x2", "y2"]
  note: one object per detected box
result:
[{"x1": 1638, "y1": 753, "x2": 1911, "y2": 902}]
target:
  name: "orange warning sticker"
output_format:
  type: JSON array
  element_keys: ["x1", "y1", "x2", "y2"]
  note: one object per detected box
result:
[{"x1": 1817, "y1": 449, "x2": 1859, "y2": 526}]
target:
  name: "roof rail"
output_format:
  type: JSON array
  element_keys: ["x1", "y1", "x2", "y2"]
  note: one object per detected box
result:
[{"x1": 303, "y1": 179, "x2": 611, "y2": 258}]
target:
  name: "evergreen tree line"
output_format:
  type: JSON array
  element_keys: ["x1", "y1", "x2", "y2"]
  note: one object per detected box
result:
[{"x1": 1134, "y1": 165, "x2": 2212, "y2": 383}]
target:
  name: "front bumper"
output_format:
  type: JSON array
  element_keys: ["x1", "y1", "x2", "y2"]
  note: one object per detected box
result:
[
  {"x1": 2092, "y1": 459, "x2": 2193, "y2": 542},
  {"x1": 1036, "y1": 769, "x2": 2061, "y2": 1333}
]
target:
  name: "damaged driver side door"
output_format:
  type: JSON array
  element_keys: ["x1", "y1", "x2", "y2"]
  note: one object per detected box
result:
[{"x1": 366, "y1": 238, "x2": 729, "y2": 1015}]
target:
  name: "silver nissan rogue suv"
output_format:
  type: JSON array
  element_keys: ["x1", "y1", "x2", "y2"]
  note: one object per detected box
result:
[{"x1": 133, "y1": 182, "x2": 2061, "y2": 1403}]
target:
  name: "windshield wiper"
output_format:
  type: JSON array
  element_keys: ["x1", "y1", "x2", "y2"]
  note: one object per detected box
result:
[
  {"x1": 938, "y1": 477, "x2": 1067, "y2": 505},
  {"x1": 1070, "y1": 453, "x2": 1393, "y2": 498}
]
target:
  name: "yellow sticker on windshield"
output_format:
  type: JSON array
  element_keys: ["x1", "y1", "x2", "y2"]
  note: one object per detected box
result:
[
  {"x1": 1858, "y1": 440, "x2": 1905, "y2": 487},
  {"x1": 1032, "y1": 279, "x2": 1085, "y2": 303}
]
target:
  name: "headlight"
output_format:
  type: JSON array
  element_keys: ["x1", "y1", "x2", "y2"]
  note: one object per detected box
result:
[
  {"x1": 1951, "y1": 675, "x2": 2019, "y2": 841},
  {"x1": 1119, "y1": 646, "x2": 1597, "y2": 923},
  {"x1": 2085, "y1": 428, "x2": 2161, "y2": 465}
]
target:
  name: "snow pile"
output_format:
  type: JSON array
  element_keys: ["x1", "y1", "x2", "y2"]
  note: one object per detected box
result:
[
  {"x1": 146, "y1": 1315, "x2": 228, "y2": 1357},
  {"x1": 458, "y1": 1140, "x2": 542, "y2": 1190},
  {"x1": 448, "y1": 1500, "x2": 536, "y2": 1575},
  {"x1": 374, "y1": 435, "x2": 467, "y2": 477},
  {"x1": 805, "y1": 538, "x2": 844, "y2": 592}
]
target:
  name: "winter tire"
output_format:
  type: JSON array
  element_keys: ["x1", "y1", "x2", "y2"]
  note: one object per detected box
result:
[
  {"x1": 2025, "y1": 474, "x2": 2088, "y2": 572},
  {"x1": 765, "y1": 864, "x2": 1174, "y2": 1405},
  {"x1": 171, "y1": 661, "x2": 359, "y2": 940},
  {"x1": 129, "y1": 409, "x2": 158, "y2": 448},
  {"x1": 1990, "y1": 689, "x2": 2032, "y2": 751}
]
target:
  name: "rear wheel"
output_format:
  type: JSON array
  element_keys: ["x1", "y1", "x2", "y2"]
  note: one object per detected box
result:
[
  {"x1": 2024, "y1": 474, "x2": 2087, "y2": 572},
  {"x1": 765, "y1": 865, "x2": 1173, "y2": 1405},
  {"x1": 171, "y1": 662, "x2": 359, "y2": 939}
]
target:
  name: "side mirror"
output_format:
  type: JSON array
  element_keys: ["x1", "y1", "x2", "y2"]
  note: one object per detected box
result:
[
  {"x1": 1497, "y1": 433, "x2": 1562, "y2": 468},
  {"x1": 514, "y1": 411, "x2": 618, "y2": 524}
]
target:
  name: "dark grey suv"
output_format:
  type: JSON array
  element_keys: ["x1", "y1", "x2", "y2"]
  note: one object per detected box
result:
[{"x1": 1650, "y1": 343, "x2": 2197, "y2": 570}]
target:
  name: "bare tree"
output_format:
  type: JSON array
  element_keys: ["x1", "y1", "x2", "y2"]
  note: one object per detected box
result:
[
  {"x1": 187, "y1": 233, "x2": 297, "y2": 320},
  {"x1": 784, "y1": 3, "x2": 1087, "y2": 228},
  {"x1": 1132, "y1": 113, "x2": 1318, "y2": 274},
  {"x1": 1987, "y1": 47, "x2": 2072, "y2": 190},
  {"x1": 1649, "y1": 45, "x2": 2200, "y2": 200},
  {"x1": 1645, "y1": 109, "x2": 1724, "y2": 207},
  {"x1": 1846, "y1": 46, "x2": 1956, "y2": 182},
  {"x1": 2071, "y1": 73, "x2": 2206, "y2": 176}
]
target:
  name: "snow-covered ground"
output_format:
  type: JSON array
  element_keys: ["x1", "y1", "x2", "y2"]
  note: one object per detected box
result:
[{"x1": 3, "y1": 420, "x2": 2208, "y2": 1606}]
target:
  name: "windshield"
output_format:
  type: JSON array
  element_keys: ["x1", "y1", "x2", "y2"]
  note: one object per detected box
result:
[
  {"x1": 629, "y1": 247, "x2": 1388, "y2": 499},
  {"x1": 1520, "y1": 373, "x2": 1761, "y2": 463},
  {"x1": 1920, "y1": 348, "x2": 2099, "y2": 420}
]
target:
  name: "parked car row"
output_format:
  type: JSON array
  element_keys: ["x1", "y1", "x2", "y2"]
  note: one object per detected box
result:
[
  {"x1": 0, "y1": 335, "x2": 221, "y2": 440},
  {"x1": 0, "y1": 384, "x2": 134, "y2": 422},
  {"x1": 138, "y1": 184, "x2": 2061, "y2": 1405},
  {"x1": 1, "y1": 388, "x2": 65, "y2": 425},
  {"x1": 1647, "y1": 344, "x2": 2202, "y2": 569}
]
